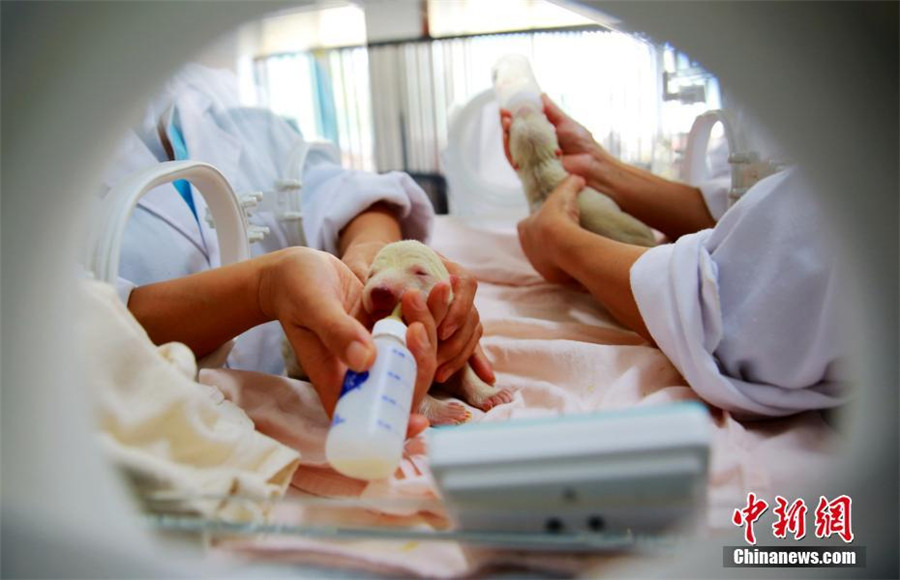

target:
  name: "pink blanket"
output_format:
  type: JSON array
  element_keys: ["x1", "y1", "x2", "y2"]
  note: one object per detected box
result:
[{"x1": 200, "y1": 216, "x2": 837, "y2": 577}]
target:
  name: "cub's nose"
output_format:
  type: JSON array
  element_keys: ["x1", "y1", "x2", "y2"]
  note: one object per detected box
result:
[{"x1": 368, "y1": 286, "x2": 398, "y2": 313}]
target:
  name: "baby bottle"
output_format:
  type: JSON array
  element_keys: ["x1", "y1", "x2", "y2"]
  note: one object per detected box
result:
[
  {"x1": 491, "y1": 54, "x2": 543, "y2": 116},
  {"x1": 325, "y1": 315, "x2": 417, "y2": 480}
]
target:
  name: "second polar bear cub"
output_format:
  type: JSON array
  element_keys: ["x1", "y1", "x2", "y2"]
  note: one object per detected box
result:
[
  {"x1": 507, "y1": 107, "x2": 657, "y2": 247},
  {"x1": 493, "y1": 54, "x2": 657, "y2": 247},
  {"x1": 363, "y1": 240, "x2": 513, "y2": 425}
]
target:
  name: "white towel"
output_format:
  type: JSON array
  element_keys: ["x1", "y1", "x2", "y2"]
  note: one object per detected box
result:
[{"x1": 76, "y1": 280, "x2": 301, "y2": 521}]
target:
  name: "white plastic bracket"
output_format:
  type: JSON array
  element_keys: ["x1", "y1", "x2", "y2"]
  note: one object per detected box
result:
[
  {"x1": 87, "y1": 160, "x2": 252, "y2": 284},
  {"x1": 247, "y1": 224, "x2": 270, "y2": 243},
  {"x1": 682, "y1": 109, "x2": 781, "y2": 208},
  {"x1": 239, "y1": 190, "x2": 264, "y2": 211},
  {"x1": 274, "y1": 178, "x2": 302, "y2": 191}
]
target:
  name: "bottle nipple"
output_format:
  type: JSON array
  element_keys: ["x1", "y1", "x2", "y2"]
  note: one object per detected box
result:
[{"x1": 372, "y1": 303, "x2": 408, "y2": 343}]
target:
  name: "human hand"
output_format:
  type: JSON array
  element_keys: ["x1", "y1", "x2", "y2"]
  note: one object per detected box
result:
[
  {"x1": 258, "y1": 247, "x2": 376, "y2": 416},
  {"x1": 499, "y1": 109, "x2": 517, "y2": 169},
  {"x1": 500, "y1": 95, "x2": 593, "y2": 164},
  {"x1": 539, "y1": 95, "x2": 600, "y2": 158},
  {"x1": 398, "y1": 283, "x2": 452, "y2": 437},
  {"x1": 517, "y1": 175, "x2": 585, "y2": 285},
  {"x1": 500, "y1": 96, "x2": 616, "y2": 194},
  {"x1": 434, "y1": 257, "x2": 496, "y2": 386},
  {"x1": 542, "y1": 95, "x2": 630, "y2": 197},
  {"x1": 346, "y1": 238, "x2": 493, "y2": 386},
  {"x1": 260, "y1": 247, "x2": 453, "y2": 439}
]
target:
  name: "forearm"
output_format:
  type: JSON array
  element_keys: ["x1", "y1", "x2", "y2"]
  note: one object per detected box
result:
[
  {"x1": 588, "y1": 153, "x2": 716, "y2": 240},
  {"x1": 550, "y1": 221, "x2": 653, "y2": 341},
  {"x1": 127, "y1": 256, "x2": 271, "y2": 358},
  {"x1": 338, "y1": 202, "x2": 403, "y2": 257}
]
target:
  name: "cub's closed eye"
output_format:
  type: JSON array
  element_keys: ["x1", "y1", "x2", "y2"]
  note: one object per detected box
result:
[{"x1": 412, "y1": 268, "x2": 428, "y2": 277}]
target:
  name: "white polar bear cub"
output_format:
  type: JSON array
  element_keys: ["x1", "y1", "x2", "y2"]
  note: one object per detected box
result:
[
  {"x1": 492, "y1": 54, "x2": 656, "y2": 247},
  {"x1": 362, "y1": 240, "x2": 513, "y2": 425},
  {"x1": 507, "y1": 108, "x2": 657, "y2": 247}
]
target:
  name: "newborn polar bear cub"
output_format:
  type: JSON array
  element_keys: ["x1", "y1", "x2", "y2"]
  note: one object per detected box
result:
[
  {"x1": 507, "y1": 103, "x2": 657, "y2": 247},
  {"x1": 363, "y1": 240, "x2": 513, "y2": 425}
]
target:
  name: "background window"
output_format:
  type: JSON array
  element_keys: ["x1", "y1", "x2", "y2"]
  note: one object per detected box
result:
[{"x1": 235, "y1": 1, "x2": 721, "y2": 202}]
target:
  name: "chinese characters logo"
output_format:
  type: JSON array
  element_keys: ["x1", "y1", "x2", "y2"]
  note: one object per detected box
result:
[{"x1": 733, "y1": 493, "x2": 853, "y2": 544}]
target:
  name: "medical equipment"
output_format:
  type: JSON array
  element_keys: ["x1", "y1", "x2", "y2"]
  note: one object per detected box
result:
[
  {"x1": 325, "y1": 314, "x2": 418, "y2": 480},
  {"x1": 681, "y1": 109, "x2": 783, "y2": 208},
  {"x1": 429, "y1": 402, "x2": 712, "y2": 536},
  {"x1": 443, "y1": 88, "x2": 529, "y2": 222},
  {"x1": 138, "y1": 401, "x2": 712, "y2": 554},
  {"x1": 87, "y1": 161, "x2": 253, "y2": 283},
  {"x1": 260, "y1": 139, "x2": 343, "y2": 247},
  {"x1": 152, "y1": 104, "x2": 271, "y2": 246},
  {"x1": 218, "y1": 137, "x2": 305, "y2": 247},
  {"x1": 81, "y1": 51, "x2": 720, "y2": 567},
  {"x1": 223, "y1": 107, "x2": 344, "y2": 249},
  {"x1": 199, "y1": 107, "x2": 343, "y2": 250}
]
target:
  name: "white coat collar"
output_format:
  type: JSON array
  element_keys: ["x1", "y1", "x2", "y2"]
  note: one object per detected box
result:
[{"x1": 174, "y1": 90, "x2": 244, "y2": 193}]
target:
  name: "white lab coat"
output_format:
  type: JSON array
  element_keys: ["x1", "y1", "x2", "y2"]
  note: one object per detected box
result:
[
  {"x1": 630, "y1": 168, "x2": 848, "y2": 418},
  {"x1": 104, "y1": 65, "x2": 435, "y2": 375}
]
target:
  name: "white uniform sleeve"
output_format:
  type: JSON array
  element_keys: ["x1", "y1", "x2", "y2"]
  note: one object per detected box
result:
[
  {"x1": 630, "y1": 169, "x2": 849, "y2": 418},
  {"x1": 115, "y1": 277, "x2": 137, "y2": 305},
  {"x1": 300, "y1": 158, "x2": 435, "y2": 254}
]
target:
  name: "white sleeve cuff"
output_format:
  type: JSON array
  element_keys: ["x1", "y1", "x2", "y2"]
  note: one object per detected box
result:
[
  {"x1": 631, "y1": 228, "x2": 845, "y2": 419},
  {"x1": 301, "y1": 165, "x2": 435, "y2": 254},
  {"x1": 115, "y1": 277, "x2": 137, "y2": 305}
]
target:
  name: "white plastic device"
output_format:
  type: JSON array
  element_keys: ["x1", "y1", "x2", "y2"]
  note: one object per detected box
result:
[
  {"x1": 86, "y1": 160, "x2": 252, "y2": 283},
  {"x1": 325, "y1": 317, "x2": 418, "y2": 481},
  {"x1": 682, "y1": 109, "x2": 781, "y2": 208},
  {"x1": 442, "y1": 89, "x2": 528, "y2": 222},
  {"x1": 271, "y1": 140, "x2": 307, "y2": 220},
  {"x1": 428, "y1": 402, "x2": 712, "y2": 535},
  {"x1": 440, "y1": 54, "x2": 547, "y2": 223},
  {"x1": 242, "y1": 139, "x2": 342, "y2": 248}
]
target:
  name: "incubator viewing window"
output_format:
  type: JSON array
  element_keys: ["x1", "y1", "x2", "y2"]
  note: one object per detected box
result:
[{"x1": 6, "y1": 0, "x2": 897, "y2": 576}]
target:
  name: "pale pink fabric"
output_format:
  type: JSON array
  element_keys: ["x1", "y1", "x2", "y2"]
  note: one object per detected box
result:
[{"x1": 199, "y1": 216, "x2": 837, "y2": 577}]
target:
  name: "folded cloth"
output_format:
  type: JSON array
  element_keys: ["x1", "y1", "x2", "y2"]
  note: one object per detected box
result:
[
  {"x1": 631, "y1": 169, "x2": 849, "y2": 418},
  {"x1": 76, "y1": 280, "x2": 300, "y2": 521}
]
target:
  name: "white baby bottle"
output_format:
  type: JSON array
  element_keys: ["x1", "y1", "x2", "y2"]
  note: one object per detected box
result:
[
  {"x1": 491, "y1": 54, "x2": 543, "y2": 116},
  {"x1": 325, "y1": 315, "x2": 417, "y2": 480}
]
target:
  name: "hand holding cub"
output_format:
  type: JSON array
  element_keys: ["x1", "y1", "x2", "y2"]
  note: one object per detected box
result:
[{"x1": 343, "y1": 238, "x2": 495, "y2": 387}]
